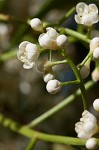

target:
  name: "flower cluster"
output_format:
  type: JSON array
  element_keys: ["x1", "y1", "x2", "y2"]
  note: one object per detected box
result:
[
  {"x1": 75, "y1": 2, "x2": 99, "y2": 26},
  {"x1": 39, "y1": 27, "x2": 67, "y2": 50},
  {"x1": 75, "y1": 97, "x2": 99, "y2": 149},
  {"x1": 36, "y1": 60, "x2": 62, "y2": 94},
  {"x1": 16, "y1": 2, "x2": 99, "y2": 149},
  {"x1": 17, "y1": 18, "x2": 67, "y2": 94},
  {"x1": 75, "y1": 110, "x2": 98, "y2": 140}
]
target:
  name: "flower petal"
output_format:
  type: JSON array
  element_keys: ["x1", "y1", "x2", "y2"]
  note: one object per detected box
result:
[
  {"x1": 75, "y1": 15, "x2": 82, "y2": 24},
  {"x1": 23, "y1": 61, "x2": 35, "y2": 69},
  {"x1": 89, "y1": 4, "x2": 98, "y2": 13},
  {"x1": 76, "y1": 2, "x2": 88, "y2": 15},
  {"x1": 46, "y1": 27, "x2": 59, "y2": 40}
]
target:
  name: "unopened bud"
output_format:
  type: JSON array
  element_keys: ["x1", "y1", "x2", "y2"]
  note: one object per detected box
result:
[
  {"x1": 43, "y1": 71, "x2": 55, "y2": 83},
  {"x1": 91, "y1": 68, "x2": 99, "y2": 82},
  {"x1": 56, "y1": 34, "x2": 68, "y2": 48},
  {"x1": 90, "y1": 37, "x2": 99, "y2": 52},
  {"x1": 30, "y1": 18, "x2": 43, "y2": 32},
  {"x1": 93, "y1": 47, "x2": 99, "y2": 59},
  {"x1": 86, "y1": 138, "x2": 98, "y2": 150},
  {"x1": 93, "y1": 98, "x2": 99, "y2": 112},
  {"x1": 46, "y1": 79, "x2": 61, "y2": 94}
]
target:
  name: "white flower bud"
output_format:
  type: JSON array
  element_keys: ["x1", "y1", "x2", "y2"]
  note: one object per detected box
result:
[
  {"x1": 93, "y1": 98, "x2": 99, "y2": 112},
  {"x1": 91, "y1": 68, "x2": 99, "y2": 82},
  {"x1": 86, "y1": 138, "x2": 97, "y2": 150},
  {"x1": 46, "y1": 27, "x2": 59, "y2": 39},
  {"x1": 30, "y1": 18, "x2": 43, "y2": 32},
  {"x1": 90, "y1": 37, "x2": 99, "y2": 52},
  {"x1": 38, "y1": 33, "x2": 51, "y2": 49},
  {"x1": 46, "y1": 79, "x2": 61, "y2": 94},
  {"x1": 43, "y1": 72, "x2": 55, "y2": 83},
  {"x1": 75, "y1": 110, "x2": 98, "y2": 140},
  {"x1": 56, "y1": 34, "x2": 68, "y2": 48},
  {"x1": 93, "y1": 47, "x2": 99, "y2": 59}
]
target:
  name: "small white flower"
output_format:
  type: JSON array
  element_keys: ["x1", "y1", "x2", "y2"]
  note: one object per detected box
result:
[
  {"x1": 43, "y1": 71, "x2": 55, "y2": 83},
  {"x1": 17, "y1": 41, "x2": 40, "y2": 69},
  {"x1": 86, "y1": 138, "x2": 98, "y2": 150},
  {"x1": 75, "y1": 110, "x2": 98, "y2": 140},
  {"x1": 91, "y1": 67, "x2": 99, "y2": 82},
  {"x1": 46, "y1": 79, "x2": 62, "y2": 94},
  {"x1": 56, "y1": 34, "x2": 68, "y2": 48},
  {"x1": 90, "y1": 37, "x2": 99, "y2": 52},
  {"x1": 29, "y1": 18, "x2": 43, "y2": 32},
  {"x1": 93, "y1": 47, "x2": 99, "y2": 59},
  {"x1": 38, "y1": 27, "x2": 59, "y2": 50},
  {"x1": 75, "y1": 2, "x2": 99, "y2": 26},
  {"x1": 93, "y1": 98, "x2": 99, "y2": 112}
]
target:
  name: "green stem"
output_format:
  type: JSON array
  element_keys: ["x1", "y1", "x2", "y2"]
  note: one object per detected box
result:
[
  {"x1": 51, "y1": 60, "x2": 67, "y2": 66},
  {"x1": 0, "y1": 50, "x2": 17, "y2": 61},
  {"x1": 63, "y1": 51, "x2": 87, "y2": 110},
  {"x1": 86, "y1": 26, "x2": 92, "y2": 39},
  {"x1": 61, "y1": 80, "x2": 80, "y2": 86},
  {"x1": 61, "y1": 49, "x2": 87, "y2": 110},
  {"x1": 78, "y1": 52, "x2": 93, "y2": 69},
  {"x1": 28, "y1": 81, "x2": 93, "y2": 128},
  {"x1": 58, "y1": 28, "x2": 90, "y2": 43},
  {"x1": 48, "y1": 50, "x2": 52, "y2": 61},
  {"x1": 57, "y1": 7, "x2": 75, "y2": 25},
  {"x1": 0, "y1": 113, "x2": 85, "y2": 146},
  {"x1": 26, "y1": 138, "x2": 37, "y2": 150}
]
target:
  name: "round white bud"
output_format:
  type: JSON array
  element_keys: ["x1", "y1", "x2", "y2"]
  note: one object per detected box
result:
[
  {"x1": 56, "y1": 34, "x2": 68, "y2": 48},
  {"x1": 93, "y1": 98, "x2": 99, "y2": 112},
  {"x1": 93, "y1": 47, "x2": 99, "y2": 59},
  {"x1": 43, "y1": 72, "x2": 55, "y2": 83},
  {"x1": 30, "y1": 18, "x2": 43, "y2": 32},
  {"x1": 38, "y1": 33, "x2": 51, "y2": 49},
  {"x1": 91, "y1": 68, "x2": 99, "y2": 82},
  {"x1": 90, "y1": 37, "x2": 99, "y2": 52},
  {"x1": 86, "y1": 138, "x2": 97, "y2": 150},
  {"x1": 46, "y1": 79, "x2": 61, "y2": 94}
]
